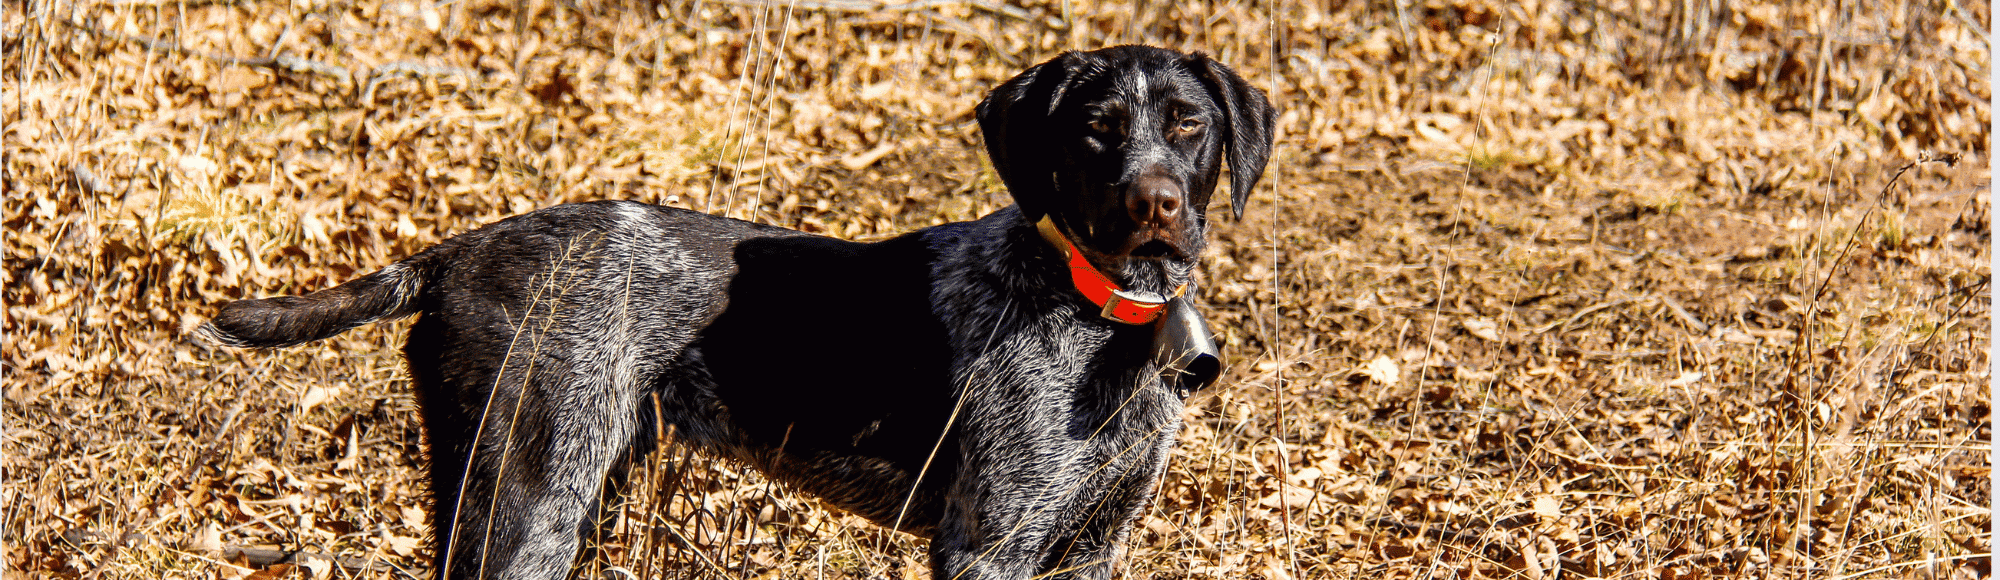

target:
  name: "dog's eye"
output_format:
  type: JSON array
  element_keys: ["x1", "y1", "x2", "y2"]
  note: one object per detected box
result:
[
  {"x1": 1089, "y1": 119, "x2": 1116, "y2": 135},
  {"x1": 1175, "y1": 118, "x2": 1204, "y2": 134}
]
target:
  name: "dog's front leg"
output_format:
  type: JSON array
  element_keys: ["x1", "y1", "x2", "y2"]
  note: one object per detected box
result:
[
  {"x1": 928, "y1": 350, "x2": 1183, "y2": 580},
  {"x1": 929, "y1": 450, "x2": 1059, "y2": 580},
  {"x1": 928, "y1": 357, "x2": 1141, "y2": 579},
  {"x1": 924, "y1": 362, "x2": 1078, "y2": 580},
  {"x1": 930, "y1": 419, "x2": 1165, "y2": 580},
  {"x1": 1035, "y1": 425, "x2": 1178, "y2": 580}
]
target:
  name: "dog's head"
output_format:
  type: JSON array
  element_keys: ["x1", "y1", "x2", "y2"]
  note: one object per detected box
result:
[{"x1": 978, "y1": 45, "x2": 1275, "y2": 291}]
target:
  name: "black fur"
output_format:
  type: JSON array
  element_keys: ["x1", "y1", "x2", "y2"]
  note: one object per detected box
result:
[{"x1": 200, "y1": 45, "x2": 1275, "y2": 579}]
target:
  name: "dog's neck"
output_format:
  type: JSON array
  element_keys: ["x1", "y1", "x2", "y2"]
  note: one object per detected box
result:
[{"x1": 1031, "y1": 215, "x2": 1188, "y2": 325}]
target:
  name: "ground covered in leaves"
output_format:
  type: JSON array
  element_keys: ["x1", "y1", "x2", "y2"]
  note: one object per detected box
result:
[{"x1": 3, "y1": 0, "x2": 1991, "y2": 577}]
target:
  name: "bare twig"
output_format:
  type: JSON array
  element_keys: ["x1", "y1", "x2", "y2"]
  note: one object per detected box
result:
[
  {"x1": 1532, "y1": 296, "x2": 1636, "y2": 335},
  {"x1": 360, "y1": 61, "x2": 479, "y2": 105},
  {"x1": 1792, "y1": 152, "x2": 1963, "y2": 376},
  {"x1": 59, "y1": 18, "x2": 352, "y2": 82},
  {"x1": 844, "y1": 9, "x2": 1007, "y2": 57},
  {"x1": 217, "y1": 545, "x2": 394, "y2": 572},
  {"x1": 62, "y1": 17, "x2": 481, "y2": 107},
  {"x1": 708, "y1": 0, "x2": 1032, "y2": 21},
  {"x1": 1366, "y1": 518, "x2": 1483, "y2": 544},
  {"x1": 1655, "y1": 293, "x2": 1709, "y2": 334},
  {"x1": 68, "y1": 164, "x2": 111, "y2": 195}
]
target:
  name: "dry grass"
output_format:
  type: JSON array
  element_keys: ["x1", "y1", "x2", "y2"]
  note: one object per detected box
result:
[{"x1": 2, "y1": 0, "x2": 1990, "y2": 578}]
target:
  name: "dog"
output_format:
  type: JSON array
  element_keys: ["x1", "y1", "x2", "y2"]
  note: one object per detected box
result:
[{"x1": 200, "y1": 45, "x2": 1274, "y2": 579}]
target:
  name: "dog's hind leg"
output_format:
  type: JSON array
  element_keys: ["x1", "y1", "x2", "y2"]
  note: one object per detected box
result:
[
  {"x1": 406, "y1": 270, "x2": 657, "y2": 580},
  {"x1": 413, "y1": 339, "x2": 649, "y2": 579},
  {"x1": 575, "y1": 394, "x2": 662, "y2": 574}
]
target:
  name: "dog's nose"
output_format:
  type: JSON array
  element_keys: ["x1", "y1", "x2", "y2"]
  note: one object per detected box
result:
[{"x1": 1126, "y1": 174, "x2": 1183, "y2": 227}]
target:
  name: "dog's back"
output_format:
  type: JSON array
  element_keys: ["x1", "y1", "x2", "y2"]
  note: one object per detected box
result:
[{"x1": 201, "y1": 201, "x2": 779, "y2": 349}]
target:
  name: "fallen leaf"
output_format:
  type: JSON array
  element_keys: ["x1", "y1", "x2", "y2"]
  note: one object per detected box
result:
[
  {"x1": 185, "y1": 521, "x2": 223, "y2": 556},
  {"x1": 177, "y1": 154, "x2": 221, "y2": 181},
  {"x1": 298, "y1": 384, "x2": 343, "y2": 413},
  {"x1": 386, "y1": 534, "x2": 422, "y2": 556},
  {"x1": 1359, "y1": 355, "x2": 1400, "y2": 386},
  {"x1": 300, "y1": 557, "x2": 333, "y2": 579},
  {"x1": 1533, "y1": 496, "x2": 1562, "y2": 519},
  {"x1": 1258, "y1": 483, "x2": 1318, "y2": 508},
  {"x1": 1462, "y1": 317, "x2": 1502, "y2": 341},
  {"x1": 243, "y1": 564, "x2": 294, "y2": 580},
  {"x1": 839, "y1": 143, "x2": 896, "y2": 170},
  {"x1": 209, "y1": 68, "x2": 270, "y2": 94}
]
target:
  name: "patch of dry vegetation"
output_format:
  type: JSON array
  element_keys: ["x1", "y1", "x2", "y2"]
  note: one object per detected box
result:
[{"x1": 3, "y1": 0, "x2": 1989, "y2": 578}]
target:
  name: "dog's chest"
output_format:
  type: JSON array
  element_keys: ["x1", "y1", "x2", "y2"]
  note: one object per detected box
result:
[{"x1": 956, "y1": 312, "x2": 1175, "y2": 433}]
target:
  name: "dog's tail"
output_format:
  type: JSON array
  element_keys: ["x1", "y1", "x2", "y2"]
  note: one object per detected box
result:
[{"x1": 197, "y1": 251, "x2": 442, "y2": 348}]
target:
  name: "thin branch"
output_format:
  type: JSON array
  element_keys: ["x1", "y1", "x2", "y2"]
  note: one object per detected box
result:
[
  {"x1": 1531, "y1": 295, "x2": 1637, "y2": 335},
  {"x1": 68, "y1": 164, "x2": 112, "y2": 196},
  {"x1": 59, "y1": 18, "x2": 353, "y2": 82},
  {"x1": 1655, "y1": 293, "x2": 1710, "y2": 334},
  {"x1": 708, "y1": 0, "x2": 1033, "y2": 21},
  {"x1": 63, "y1": 18, "x2": 481, "y2": 107},
  {"x1": 217, "y1": 545, "x2": 394, "y2": 572},
  {"x1": 360, "y1": 61, "x2": 479, "y2": 104}
]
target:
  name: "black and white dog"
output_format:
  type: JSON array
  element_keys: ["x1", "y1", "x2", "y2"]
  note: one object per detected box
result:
[{"x1": 202, "y1": 45, "x2": 1273, "y2": 579}]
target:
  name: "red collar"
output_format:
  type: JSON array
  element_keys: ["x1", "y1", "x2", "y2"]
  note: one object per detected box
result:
[{"x1": 1035, "y1": 216, "x2": 1187, "y2": 325}]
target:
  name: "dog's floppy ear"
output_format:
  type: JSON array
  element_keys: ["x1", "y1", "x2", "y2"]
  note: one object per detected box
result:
[
  {"x1": 1192, "y1": 54, "x2": 1276, "y2": 220},
  {"x1": 977, "y1": 51, "x2": 1093, "y2": 222}
]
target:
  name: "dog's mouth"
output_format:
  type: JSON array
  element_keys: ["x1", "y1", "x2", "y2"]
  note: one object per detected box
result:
[
  {"x1": 1054, "y1": 223, "x2": 1196, "y2": 297},
  {"x1": 1127, "y1": 239, "x2": 1177, "y2": 259},
  {"x1": 1109, "y1": 225, "x2": 1194, "y2": 261},
  {"x1": 1057, "y1": 217, "x2": 1196, "y2": 278}
]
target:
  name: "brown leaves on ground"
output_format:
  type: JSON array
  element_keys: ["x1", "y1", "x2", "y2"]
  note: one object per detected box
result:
[{"x1": 3, "y1": 0, "x2": 1988, "y2": 578}]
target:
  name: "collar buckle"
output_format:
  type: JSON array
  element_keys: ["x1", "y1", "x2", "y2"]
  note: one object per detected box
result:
[{"x1": 1101, "y1": 288, "x2": 1168, "y2": 323}]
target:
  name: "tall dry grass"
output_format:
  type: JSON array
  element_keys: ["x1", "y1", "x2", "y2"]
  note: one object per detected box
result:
[{"x1": 3, "y1": 0, "x2": 1989, "y2": 578}]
